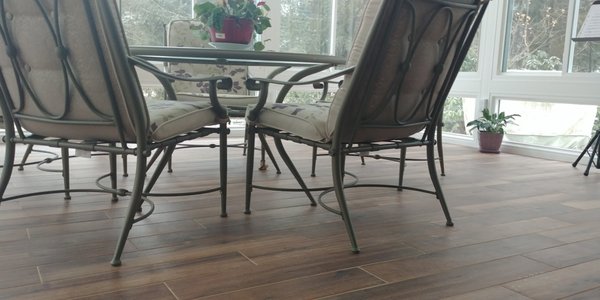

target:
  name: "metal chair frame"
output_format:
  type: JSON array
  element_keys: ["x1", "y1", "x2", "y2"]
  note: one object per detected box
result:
[
  {"x1": 0, "y1": 0, "x2": 230, "y2": 266},
  {"x1": 245, "y1": 0, "x2": 489, "y2": 253}
]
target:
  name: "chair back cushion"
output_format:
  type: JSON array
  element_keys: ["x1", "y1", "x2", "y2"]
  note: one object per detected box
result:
[
  {"x1": 327, "y1": 0, "x2": 483, "y2": 143},
  {"x1": 166, "y1": 20, "x2": 250, "y2": 96},
  {"x1": 0, "y1": 0, "x2": 146, "y2": 142}
]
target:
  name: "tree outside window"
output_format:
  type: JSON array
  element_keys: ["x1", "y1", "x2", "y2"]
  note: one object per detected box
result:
[
  {"x1": 120, "y1": 0, "x2": 193, "y2": 46},
  {"x1": 506, "y1": 0, "x2": 568, "y2": 71}
]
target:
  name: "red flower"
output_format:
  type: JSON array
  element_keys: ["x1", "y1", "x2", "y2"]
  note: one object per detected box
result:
[{"x1": 257, "y1": 1, "x2": 266, "y2": 6}]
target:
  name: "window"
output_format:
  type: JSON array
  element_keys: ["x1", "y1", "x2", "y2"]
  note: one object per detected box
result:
[
  {"x1": 279, "y1": 0, "x2": 364, "y2": 56},
  {"x1": 499, "y1": 100, "x2": 597, "y2": 150},
  {"x1": 460, "y1": 30, "x2": 481, "y2": 72},
  {"x1": 442, "y1": 97, "x2": 476, "y2": 135},
  {"x1": 572, "y1": 0, "x2": 600, "y2": 72},
  {"x1": 505, "y1": 0, "x2": 568, "y2": 71},
  {"x1": 279, "y1": 0, "x2": 331, "y2": 54},
  {"x1": 120, "y1": 0, "x2": 193, "y2": 46}
]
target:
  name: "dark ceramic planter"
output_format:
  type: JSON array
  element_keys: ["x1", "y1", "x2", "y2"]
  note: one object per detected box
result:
[
  {"x1": 209, "y1": 17, "x2": 253, "y2": 44},
  {"x1": 478, "y1": 132, "x2": 503, "y2": 153}
]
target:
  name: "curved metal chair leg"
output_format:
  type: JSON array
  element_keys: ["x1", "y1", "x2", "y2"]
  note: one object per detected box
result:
[
  {"x1": 258, "y1": 133, "x2": 281, "y2": 174},
  {"x1": 17, "y1": 144, "x2": 34, "y2": 171},
  {"x1": 331, "y1": 151, "x2": 360, "y2": 253},
  {"x1": 273, "y1": 138, "x2": 316, "y2": 206},
  {"x1": 121, "y1": 153, "x2": 128, "y2": 177},
  {"x1": 109, "y1": 147, "x2": 119, "y2": 202},
  {"x1": 426, "y1": 143, "x2": 453, "y2": 226},
  {"x1": 219, "y1": 123, "x2": 228, "y2": 217},
  {"x1": 0, "y1": 139, "x2": 16, "y2": 200},
  {"x1": 111, "y1": 153, "x2": 147, "y2": 266},
  {"x1": 61, "y1": 148, "x2": 71, "y2": 200},
  {"x1": 437, "y1": 123, "x2": 445, "y2": 176},
  {"x1": 146, "y1": 147, "x2": 164, "y2": 171},
  {"x1": 398, "y1": 147, "x2": 406, "y2": 191},
  {"x1": 143, "y1": 145, "x2": 176, "y2": 195},
  {"x1": 310, "y1": 146, "x2": 317, "y2": 177},
  {"x1": 245, "y1": 125, "x2": 257, "y2": 214}
]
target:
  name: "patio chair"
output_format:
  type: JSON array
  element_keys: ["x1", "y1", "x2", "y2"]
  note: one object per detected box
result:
[
  {"x1": 245, "y1": 0, "x2": 489, "y2": 253},
  {"x1": 165, "y1": 19, "x2": 281, "y2": 173},
  {"x1": 0, "y1": 0, "x2": 230, "y2": 266}
]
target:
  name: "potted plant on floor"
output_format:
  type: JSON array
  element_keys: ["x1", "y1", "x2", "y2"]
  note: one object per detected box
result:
[
  {"x1": 194, "y1": 0, "x2": 271, "y2": 50},
  {"x1": 467, "y1": 108, "x2": 520, "y2": 153}
]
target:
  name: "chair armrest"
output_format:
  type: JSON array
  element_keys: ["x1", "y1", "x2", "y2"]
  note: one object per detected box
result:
[
  {"x1": 272, "y1": 64, "x2": 339, "y2": 103},
  {"x1": 246, "y1": 66, "x2": 354, "y2": 121},
  {"x1": 129, "y1": 56, "x2": 232, "y2": 117}
]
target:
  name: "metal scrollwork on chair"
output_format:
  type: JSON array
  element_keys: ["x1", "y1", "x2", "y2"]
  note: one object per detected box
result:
[
  {"x1": 244, "y1": 0, "x2": 489, "y2": 253},
  {"x1": 0, "y1": 0, "x2": 231, "y2": 266}
]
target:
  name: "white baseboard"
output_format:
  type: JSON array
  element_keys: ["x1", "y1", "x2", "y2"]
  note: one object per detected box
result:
[{"x1": 443, "y1": 133, "x2": 587, "y2": 164}]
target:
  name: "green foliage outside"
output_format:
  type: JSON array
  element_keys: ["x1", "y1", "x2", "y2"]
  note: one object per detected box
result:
[
  {"x1": 279, "y1": 0, "x2": 331, "y2": 54},
  {"x1": 442, "y1": 97, "x2": 467, "y2": 134},
  {"x1": 507, "y1": 0, "x2": 567, "y2": 71},
  {"x1": 283, "y1": 90, "x2": 334, "y2": 104},
  {"x1": 120, "y1": 0, "x2": 193, "y2": 45}
]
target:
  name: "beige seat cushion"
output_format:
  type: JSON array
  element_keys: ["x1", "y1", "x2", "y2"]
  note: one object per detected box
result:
[
  {"x1": 146, "y1": 99, "x2": 219, "y2": 142},
  {"x1": 247, "y1": 102, "x2": 331, "y2": 142}
]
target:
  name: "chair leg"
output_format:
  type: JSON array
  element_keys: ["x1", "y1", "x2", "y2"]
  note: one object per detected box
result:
[
  {"x1": 0, "y1": 139, "x2": 16, "y2": 200},
  {"x1": 143, "y1": 145, "x2": 176, "y2": 195},
  {"x1": 146, "y1": 147, "x2": 164, "y2": 171},
  {"x1": 61, "y1": 148, "x2": 71, "y2": 200},
  {"x1": 258, "y1": 133, "x2": 281, "y2": 174},
  {"x1": 272, "y1": 138, "x2": 316, "y2": 206},
  {"x1": 109, "y1": 148, "x2": 119, "y2": 202},
  {"x1": 437, "y1": 123, "x2": 445, "y2": 176},
  {"x1": 243, "y1": 124, "x2": 248, "y2": 156},
  {"x1": 331, "y1": 151, "x2": 360, "y2": 253},
  {"x1": 426, "y1": 143, "x2": 453, "y2": 226},
  {"x1": 111, "y1": 153, "x2": 147, "y2": 266},
  {"x1": 244, "y1": 125, "x2": 257, "y2": 214},
  {"x1": 219, "y1": 123, "x2": 228, "y2": 217},
  {"x1": 310, "y1": 146, "x2": 317, "y2": 177},
  {"x1": 121, "y1": 153, "x2": 128, "y2": 177},
  {"x1": 17, "y1": 144, "x2": 33, "y2": 171},
  {"x1": 398, "y1": 147, "x2": 406, "y2": 191}
]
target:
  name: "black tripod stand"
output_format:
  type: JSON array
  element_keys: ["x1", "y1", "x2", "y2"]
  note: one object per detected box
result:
[{"x1": 573, "y1": 130, "x2": 600, "y2": 176}]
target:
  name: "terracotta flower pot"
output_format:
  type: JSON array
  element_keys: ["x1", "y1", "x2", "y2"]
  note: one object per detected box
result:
[
  {"x1": 478, "y1": 132, "x2": 503, "y2": 153},
  {"x1": 209, "y1": 17, "x2": 254, "y2": 44}
]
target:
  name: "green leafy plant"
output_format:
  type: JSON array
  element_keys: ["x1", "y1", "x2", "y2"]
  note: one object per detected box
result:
[
  {"x1": 194, "y1": 0, "x2": 271, "y2": 50},
  {"x1": 466, "y1": 108, "x2": 520, "y2": 134}
]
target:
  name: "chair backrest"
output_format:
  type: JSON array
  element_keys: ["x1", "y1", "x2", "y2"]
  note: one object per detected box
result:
[
  {"x1": 327, "y1": 0, "x2": 487, "y2": 144},
  {"x1": 0, "y1": 0, "x2": 147, "y2": 144},
  {"x1": 166, "y1": 19, "x2": 250, "y2": 96}
]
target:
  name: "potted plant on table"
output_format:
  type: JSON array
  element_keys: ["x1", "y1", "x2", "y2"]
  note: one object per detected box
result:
[
  {"x1": 194, "y1": 0, "x2": 271, "y2": 51},
  {"x1": 467, "y1": 108, "x2": 520, "y2": 153}
]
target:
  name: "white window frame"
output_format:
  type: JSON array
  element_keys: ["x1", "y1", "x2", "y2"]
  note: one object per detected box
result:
[{"x1": 445, "y1": 0, "x2": 600, "y2": 162}]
